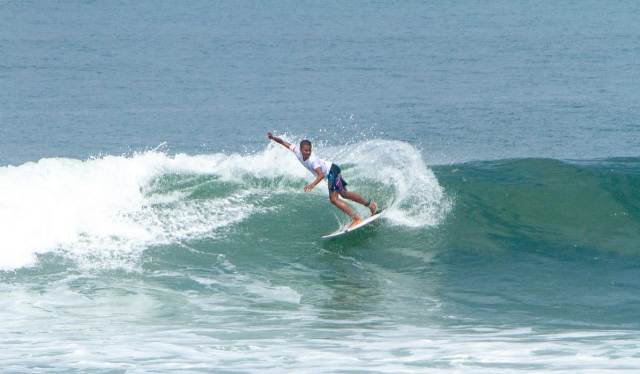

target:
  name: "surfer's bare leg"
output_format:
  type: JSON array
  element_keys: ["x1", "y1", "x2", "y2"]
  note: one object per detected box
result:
[
  {"x1": 339, "y1": 191, "x2": 377, "y2": 215},
  {"x1": 329, "y1": 191, "x2": 361, "y2": 226}
]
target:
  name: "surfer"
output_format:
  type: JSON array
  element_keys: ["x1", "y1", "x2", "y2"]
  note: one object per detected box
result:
[{"x1": 267, "y1": 132, "x2": 377, "y2": 228}]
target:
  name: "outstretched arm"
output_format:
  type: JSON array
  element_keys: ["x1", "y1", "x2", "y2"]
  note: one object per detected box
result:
[{"x1": 267, "y1": 132, "x2": 292, "y2": 150}]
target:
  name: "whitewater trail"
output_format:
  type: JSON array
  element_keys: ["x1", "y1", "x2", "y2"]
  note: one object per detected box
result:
[{"x1": 0, "y1": 140, "x2": 450, "y2": 270}]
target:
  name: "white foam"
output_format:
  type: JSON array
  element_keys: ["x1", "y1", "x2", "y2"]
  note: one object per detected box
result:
[
  {"x1": 0, "y1": 152, "x2": 273, "y2": 270},
  {"x1": 3, "y1": 282, "x2": 639, "y2": 374}
]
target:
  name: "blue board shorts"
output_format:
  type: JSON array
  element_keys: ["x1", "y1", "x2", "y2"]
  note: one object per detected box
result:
[{"x1": 327, "y1": 164, "x2": 348, "y2": 193}]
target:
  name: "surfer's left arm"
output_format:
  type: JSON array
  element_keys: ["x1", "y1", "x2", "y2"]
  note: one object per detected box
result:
[
  {"x1": 267, "y1": 132, "x2": 292, "y2": 150},
  {"x1": 304, "y1": 167, "x2": 325, "y2": 192}
]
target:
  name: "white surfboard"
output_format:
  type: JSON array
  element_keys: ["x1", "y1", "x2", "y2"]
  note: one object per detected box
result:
[{"x1": 321, "y1": 210, "x2": 384, "y2": 239}]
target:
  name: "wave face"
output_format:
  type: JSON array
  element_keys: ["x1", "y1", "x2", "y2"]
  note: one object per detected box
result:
[
  {"x1": 435, "y1": 157, "x2": 640, "y2": 256},
  {"x1": 0, "y1": 140, "x2": 449, "y2": 270}
]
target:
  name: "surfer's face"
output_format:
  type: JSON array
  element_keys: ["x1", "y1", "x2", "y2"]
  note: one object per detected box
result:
[{"x1": 300, "y1": 144, "x2": 312, "y2": 160}]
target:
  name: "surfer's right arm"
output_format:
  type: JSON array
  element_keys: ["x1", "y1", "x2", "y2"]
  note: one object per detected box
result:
[{"x1": 267, "y1": 132, "x2": 292, "y2": 150}]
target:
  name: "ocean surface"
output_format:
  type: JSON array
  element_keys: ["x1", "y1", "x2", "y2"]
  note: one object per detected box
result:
[{"x1": 1, "y1": 1, "x2": 640, "y2": 372}]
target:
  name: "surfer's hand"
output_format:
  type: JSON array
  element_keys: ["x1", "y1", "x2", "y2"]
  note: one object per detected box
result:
[
  {"x1": 267, "y1": 132, "x2": 274, "y2": 140},
  {"x1": 304, "y1": 184, "x2": 314, "y2": 192}
]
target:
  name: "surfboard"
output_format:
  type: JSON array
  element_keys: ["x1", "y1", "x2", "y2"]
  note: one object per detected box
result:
[{"x1": 321, "y1": 210, "x2": 384, "y2": 239}]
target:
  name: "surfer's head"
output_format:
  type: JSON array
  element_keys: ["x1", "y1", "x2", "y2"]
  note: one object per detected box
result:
[{"x1": 300, "y1": 140, "x2": 312, "y2": 160}]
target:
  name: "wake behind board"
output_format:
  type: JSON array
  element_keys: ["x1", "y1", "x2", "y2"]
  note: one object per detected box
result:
[{"x1": 322, "y1": 210, "x2": 384, "y2": 239}]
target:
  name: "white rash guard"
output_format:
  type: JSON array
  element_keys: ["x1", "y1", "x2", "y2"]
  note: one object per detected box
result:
[{"x1": 289, "y1": 144, "x2": 332, "y2": 177}]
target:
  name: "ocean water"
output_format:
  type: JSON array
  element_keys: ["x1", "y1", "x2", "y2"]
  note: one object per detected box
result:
[{"x1": 1, "y1": 1, "x2": 640, "y2": 372}]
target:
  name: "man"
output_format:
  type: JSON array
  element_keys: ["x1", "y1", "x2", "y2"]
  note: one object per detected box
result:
[{"x1": 267, "y1": 132, "x2": 377, "y2": 228}]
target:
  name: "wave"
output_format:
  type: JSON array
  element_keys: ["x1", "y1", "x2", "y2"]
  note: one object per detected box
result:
[
  {"x1": 4, "y1": 139, "x2": 637, "y2": 272},
  {"x1": 0, "y1": 140, "x2": 449, "y2": 270}
]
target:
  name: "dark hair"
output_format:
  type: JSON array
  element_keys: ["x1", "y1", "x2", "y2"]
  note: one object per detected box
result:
[{"x1": 300, "y1": 139, "x2": 312, "y2": 148}]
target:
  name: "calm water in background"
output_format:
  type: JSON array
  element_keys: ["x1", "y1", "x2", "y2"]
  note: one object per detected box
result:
[
  {"x1": 1, "y1": 1, "x2": 640, "y2": 372},
  {"x1": 2, "y1": 0, "x2": 639, "y2": 165}
]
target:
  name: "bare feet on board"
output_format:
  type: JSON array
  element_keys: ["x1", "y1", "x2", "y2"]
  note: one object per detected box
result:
[
  {"x1": 348, "y1": 216, "x2": 362, "y2": 229},
  {"x1": 368, "y1": 200, "x2": 378, "y2": 216}
]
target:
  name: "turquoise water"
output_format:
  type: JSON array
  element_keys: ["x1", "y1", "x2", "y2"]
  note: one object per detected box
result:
[{"x1": 2, "y1": 1, "x2": 640, "y2": 372}]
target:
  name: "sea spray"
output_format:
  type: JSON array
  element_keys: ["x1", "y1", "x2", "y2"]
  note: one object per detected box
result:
[{"x1": 331, "y1": 139, "x2": 452, "y2": 227}]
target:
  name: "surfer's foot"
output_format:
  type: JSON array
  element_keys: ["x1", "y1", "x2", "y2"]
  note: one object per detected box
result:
[
  {"x1": 349, "y1": 216, "x2": 362, "y2": 229},
  {"x1": 367, "y1": 200, "x2": 377, "y2": 216}
]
